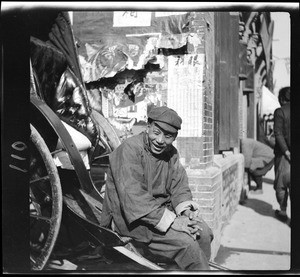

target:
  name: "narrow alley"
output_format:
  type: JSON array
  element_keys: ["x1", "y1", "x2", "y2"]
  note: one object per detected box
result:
[{"x1": 214, "y1": 169, "x2": 291, "y2": 271}]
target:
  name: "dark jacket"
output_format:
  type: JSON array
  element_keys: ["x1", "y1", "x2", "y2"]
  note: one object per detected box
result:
[
  {"x1": 274, "y1": 102, "x2": 290, "y2": 156},
  {"x1": 100, "y1": 132, "x2": 193, "y2": 243}
]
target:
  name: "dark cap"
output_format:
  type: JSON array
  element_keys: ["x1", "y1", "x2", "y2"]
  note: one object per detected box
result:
[
  {"x1": 278, "y1": 86, "x2": 290, "y2": 102},
  {"x1": 148, "y1": 106, "x2": 182, "y2": 133}
]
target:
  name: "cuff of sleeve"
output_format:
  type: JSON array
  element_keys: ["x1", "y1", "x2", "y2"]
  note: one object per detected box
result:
[
  {"x1": 154, "y1": 208, "x2": 176, "y2": 233},
  {"x1": 175, "y1": 200, "x2": 200, "y2": 216}
]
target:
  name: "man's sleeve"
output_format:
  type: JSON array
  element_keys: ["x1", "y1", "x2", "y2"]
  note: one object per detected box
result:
[
  {"x1": 274, "y1": 108, "x2": 289, "y2": 154},
  {"x1": 169, "y1": 154, "x2": 195, "y2": 215}
]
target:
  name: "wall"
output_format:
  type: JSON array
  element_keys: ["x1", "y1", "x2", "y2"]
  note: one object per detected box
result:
[
  {"x1": 176, "y1": 12, "x2": 245, "y2": 261},
  {"x1": 186, "y1": 153, "x2": 244, "y2": 261}
]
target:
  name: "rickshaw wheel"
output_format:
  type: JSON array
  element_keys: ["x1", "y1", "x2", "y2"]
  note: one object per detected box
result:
[{"x1": 29, "y1": 124, "x2": 63, "y2": 270}]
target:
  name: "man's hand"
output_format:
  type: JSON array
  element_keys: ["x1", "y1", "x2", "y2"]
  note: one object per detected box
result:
[
  {"x1": 285, "y1": 150, "x2": 291, "y2": 162},
  {"x1": 182, "y1": 209, "x2": 203, "y2": 223},
  {"x1": 170, "y1": 216, "x2": 202, "y2": 240}
]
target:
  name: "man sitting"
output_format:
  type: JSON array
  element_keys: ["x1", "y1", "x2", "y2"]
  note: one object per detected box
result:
[{"x1": 100, "y1": 106, "x2": 214, "y2": 270}]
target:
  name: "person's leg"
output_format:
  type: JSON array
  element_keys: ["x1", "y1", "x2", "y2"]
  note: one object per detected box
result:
[
  {"x1": 276, "y1": 185, "x2": 288, "y2": 214},
  {"x1": 245, "y1": 168, "x2": 251, "y2": 189},
  {"x1": 274, "y1": 155, "x2": 288, "y2": 219},
  {"x1": 250, "y1": 158, "x2": 274, "y2": 193},
  {"x1": 251, "y1": 175, "x2": 263, "y2": 190},
  {"x1": 147, "y1": 222, "x2": 213, "y2": 270},
  {"x1": 273, "y1": 155, "x2": 281, "y2": 190},
  {"x1": 196, "y1": 220, "x2": 214, "y2": 260},
  {"x1": 253, "y1": 158, "x2": 274, "y2": 177}
]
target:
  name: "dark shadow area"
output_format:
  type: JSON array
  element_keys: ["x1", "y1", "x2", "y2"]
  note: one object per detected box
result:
[
  {"x1": 240, "y1": 198, "x2": 290, "y2": 227},
  {"x1": 214, "y1": 245, "x2": 232, "y2": 266},
  {"x1": 241, "y1": 198, "x2": 275, "y2": 217}
]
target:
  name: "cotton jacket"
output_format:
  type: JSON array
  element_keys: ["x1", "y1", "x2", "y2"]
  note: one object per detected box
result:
[
  {"x1": 100, "y1": 132, "x2": 194, "y2": 243},
  {"x1": 241, "y1": 138, "x2": 274, "y2": 171},
  {"x1": 274, "y1": 102, "x2": 290, "y2": 156}
]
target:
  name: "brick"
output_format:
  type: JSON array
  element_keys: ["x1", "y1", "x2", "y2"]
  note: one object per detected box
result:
[
  {"x1": 190, "y1": 176, "x2": 211, "y2": 186},
  {"x1": 191, "y1": 197, "x2": 215, "y2": 207},
  {"x1": 201, "y1": 212, "x2": 216, "y2": 221},
  {"x1": 194, "y1": 191, "x2": 215, "y2": 199},
  {"x1": 193, "y1": 184, "x2": 211, "y2": 192},
  {"x1": 204, "y1": 149, "x2": 210, "y2": 156}
]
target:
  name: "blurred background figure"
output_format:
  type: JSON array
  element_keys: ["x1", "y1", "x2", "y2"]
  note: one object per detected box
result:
[
  {"x1": 257, "y1": 117, "x2": 276, "y2": 149},
  {"x1": 273, "y1": 87, "x2": 290, "y2": 222},
  {"x1": 241, "y1": 138, "x2": 275, "y2": 194}
]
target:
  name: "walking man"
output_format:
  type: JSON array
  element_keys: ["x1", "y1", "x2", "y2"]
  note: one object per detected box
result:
[{"x1": 273, "y1": 87, "x2": 290, "y2": 222}]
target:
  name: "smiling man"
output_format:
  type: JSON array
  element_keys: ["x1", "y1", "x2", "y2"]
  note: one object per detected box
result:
[{"x1": 101, "y1": 106, "x2": 213, "y2": 270}]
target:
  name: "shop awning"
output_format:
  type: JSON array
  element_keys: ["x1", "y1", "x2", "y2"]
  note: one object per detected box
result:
[{"x1": 261, "y1": 85, "x2": 280, "y2": 116}]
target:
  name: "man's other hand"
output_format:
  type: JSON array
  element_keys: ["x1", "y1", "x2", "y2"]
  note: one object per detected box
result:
[
  {"x1": 170, "y1": 216, "x2": 202, "y2": 240},
  {"x1": 285, "y1": 150, "x2": 291, "y2": 162},
  {"x1": 183, "y1": 209, "x2": 204, "y2": 223}
]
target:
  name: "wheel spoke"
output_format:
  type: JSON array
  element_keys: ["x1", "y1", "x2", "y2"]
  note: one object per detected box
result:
[
  {"x1": 30, "y1": 213, "x2": 52, "y2": 224},
  {"x1": 30, "y1": 175, "x2": 50, "y2": 184},
  {"x1": 29, "y1": 124, "x2": 63, "y2": 270}
]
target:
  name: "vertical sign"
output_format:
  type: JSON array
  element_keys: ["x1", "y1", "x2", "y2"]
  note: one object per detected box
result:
[
  {"x1": 113, "y1": 11, "x2": 152, "y2": 27},
  {"x1": 167, "y1": 54, "x2": 205, "y2": 137}
]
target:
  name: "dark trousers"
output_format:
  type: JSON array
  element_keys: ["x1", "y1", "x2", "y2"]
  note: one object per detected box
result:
[
  {"x1": 248, "y1": 158, "x2": 274, "y2": 190},
  {"x1": 134, "y1": 220, "x2": 214, "y2": 270},
  {"x1": 274, "y1": 155, "x2": 290, "y2": 212}
]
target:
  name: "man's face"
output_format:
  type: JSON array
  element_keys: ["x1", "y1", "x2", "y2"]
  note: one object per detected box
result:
[{"x1": 147, "y1": 122, "x2": 177, "y2": 155}]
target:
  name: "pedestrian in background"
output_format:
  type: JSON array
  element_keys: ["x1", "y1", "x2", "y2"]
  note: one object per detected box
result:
[
  {"x1": 241, "y1": 138, "x2": 274, "y2": 194},
  {"x1": 257, "y1": 118, "x2": 275, "y2": 149},
  {"x1": 273, "y1": 86, "x2": 290, "y2": 222}
]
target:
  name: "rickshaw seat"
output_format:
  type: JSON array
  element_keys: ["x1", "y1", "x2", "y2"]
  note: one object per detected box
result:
[
  {"x1": 57, "y1": 121, "x2": 92, "y2": 151},
  {"x1": 54, "y1": 121, "x2": 92, "y2": 170}
]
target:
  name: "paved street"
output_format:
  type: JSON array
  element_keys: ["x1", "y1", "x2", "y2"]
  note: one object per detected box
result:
[{"x1": 214, "y1": 169, "x2": 291, "y2": 272}]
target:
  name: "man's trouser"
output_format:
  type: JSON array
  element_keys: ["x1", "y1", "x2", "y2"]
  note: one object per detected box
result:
[
  {"x1": 142, "y1": 220, "x2": 214, "y2": 270},
  {"x1": 248, "y1": 158, "x2": 274, "y2": 190},
  {"x1": 274, "y1": 155, "x2": 290, "y2": 212}
]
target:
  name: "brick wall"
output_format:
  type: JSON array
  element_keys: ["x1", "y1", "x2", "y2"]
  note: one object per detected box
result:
[
  {"x1": 186, "y1": 153, "x2": 244, "y2": 261},
  {"x1": 140, "y1": 12, "x2": 215, "y2": 170},
  {"x1": 202, "y1": 12, "x2": 215, "y2": 169},
  {"x1": 168, "y1": 12, "x2": 215, "y2": 170},
  {"x1": 188, "y1": 12, "x2": 214, "y2": 170}
]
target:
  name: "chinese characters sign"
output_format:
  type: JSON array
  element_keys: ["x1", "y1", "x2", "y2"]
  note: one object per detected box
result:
[
  {"x1": 113, "y1": 11, "x2": 152, "y2": 27},
  {"x1": 167, "y1": 54, "x2": 204, "y2": 137}
]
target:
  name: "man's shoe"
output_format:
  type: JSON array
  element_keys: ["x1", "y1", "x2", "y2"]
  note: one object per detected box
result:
[
  {"x1": 250, "y1": 189, "x2": 263, "y2": 195},
  {"x1": 275, "y1": 210, "x2": 288, "y2": 222}
]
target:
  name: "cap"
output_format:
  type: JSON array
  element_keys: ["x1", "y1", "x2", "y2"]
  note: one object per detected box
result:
[
  {"x1": 279, "y1": 86, "x2": 290, "y2": 102},
  {"x1": 148, "y1": 106, "x2": 182, "y2": 133}
]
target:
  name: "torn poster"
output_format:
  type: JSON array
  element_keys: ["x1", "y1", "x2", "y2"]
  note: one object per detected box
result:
[
  {"x1": 72, "y1": 11, "x2": 193, "y2": 82},
  {"x1": 167, "y1": 54, "x2": 205, "y2": 137}
]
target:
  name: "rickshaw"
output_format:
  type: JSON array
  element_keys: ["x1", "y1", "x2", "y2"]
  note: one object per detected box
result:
[
  {"x1": 28, "y1": 11, "x2": 162, "y2": 271},
  {"x1": 28, "y1": 11, "x2": 225, "y2": 271}
]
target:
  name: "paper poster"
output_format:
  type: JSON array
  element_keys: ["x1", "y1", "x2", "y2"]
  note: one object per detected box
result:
[
  {"x1": 167, "y1": 54, "x2": 205, "y2": 137},
  {"x1": 113, "y1": 11, "x2": 152, "y2": 27}
]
